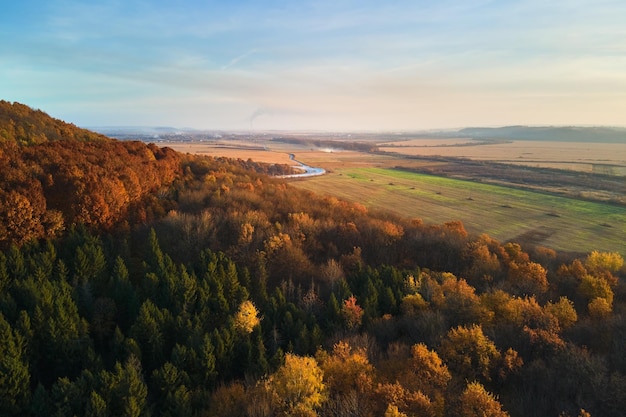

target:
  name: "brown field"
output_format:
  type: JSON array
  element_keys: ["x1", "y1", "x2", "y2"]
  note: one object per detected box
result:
[
  {"x1": 162, "y1": 141, "x2": 296, "y2": 165},
  {"x1": 379, "y1": 139, "x2": 626, "y2": 175},
  {"x1": 165, "y1": 138, "x2": 626, "y2": 176}
]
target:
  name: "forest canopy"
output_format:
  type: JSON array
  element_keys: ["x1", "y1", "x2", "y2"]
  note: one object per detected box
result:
[{"x1": 0, "y1": 102, "x2": 624, "y2": 417}]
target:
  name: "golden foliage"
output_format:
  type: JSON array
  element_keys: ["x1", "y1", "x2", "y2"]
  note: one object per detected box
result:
[
  {"x1": 408, "y1": 343, "x2": 451, "y2": 392},
  {"x1": 578, "y1": 275, "x2": 614, "y2": 307},
  {"x1": 375, "y1": 382, "x2": 435, "y2": 417},
  {"x1": 588, "y1": 297, "x2": 612, "y2": 319},
  {"x1": 506, "y1": 261, "x2": 549, "y2": 296},
  {"x1": 384, "y1": 404, "x2": 408, "y2": 417},
  {"x1": 585, "y1": 250, "x2": 624, "y2": 274},
  {"x1": 456, "y1": 382, "x2": 509, "y2": 417},
  {"x1": 439, "y1": 324, "x2": 500, "y2": 382},
  {"x1": 545, "y1": 297, "x2": 578, "y2": 330},
  {"x1": 234, "y1": 300, "x2": 261, "y2": 334},
  {"x1": 268, "y1": 354, "x2": 326, "y2": 416},
  {"x1": 400, "y1": 293, "x2": 429, "y2": 315},
  {"x1": 317, "y1": 341, "x2": 374, "y2": 395}
]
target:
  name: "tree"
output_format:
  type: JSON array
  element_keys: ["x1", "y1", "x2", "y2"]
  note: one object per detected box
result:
[
  {"x1": 584, "y1": 251, "x2": 623, "y2": 274},
  {"x1": 207, "y1": 382, "x2": 247, "y2": 417},
  {"x1": 439, "y1": 324, "x2": 500, "y2": 382},
  {"x1": 0, "y1": 190, "x2": 44, "y2": 246},
  {"x1": 318, "y1": 341, "x2": 373, "y2": 394},
  {"x1": 407, "y1": 343, "x2": 451, "y2": 396},
  {"x1": 454, "y1": 381, "x2": 509, "y2": 417},
  {"x1": 129, "y1": 300, "x2": 169, "y2": 373},
  {"x1": 198, "y1": 334, "x2": 218, "y2": 386},
  {"x1": 151, "y1": 362, "x2": 193, "y2": 417},
  {"x1": 578, "y1": 275, "x2": 614, "y2": 310},
  {"x1": 0, "y1": 313, "x2": 31, "y2": 416},
  {"x1": 385, "y1": 404, "x2": 408, "y2": 417},
  {"x1": 317, "y1": 341, "x2": 374, "y2": 415},
  {"x1": 342, "y1": 295, "x2": 364, "y2": 331},
  {"x1": 85, "y1": 391, "x2": 108, "y2": 417},
  {"x1": 268, "y1": 353, "x2": 326, "y2": 416},
  {"x1": 506, "y1": 261, "x2": 549, "y2": 296},
  {"x1": 234, "y1": 300, "x2": 261, "y2": 334},
  {"x1": 438, "y1": 275, "x2": 488, "y2": 326},
  {"x1": 101, "y1": 355, "x2": 148, "y2": 417},
  {"x1": 545, "y1": 297, "x2": 578, "y2": 330},
  {"x1": 588, "y1": 297, "x2": 612, "y2": 319}
]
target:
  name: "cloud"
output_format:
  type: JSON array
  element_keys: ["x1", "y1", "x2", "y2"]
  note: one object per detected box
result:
[{"x1": 221, "y1": 49, "x2": 259, "y2": 71}]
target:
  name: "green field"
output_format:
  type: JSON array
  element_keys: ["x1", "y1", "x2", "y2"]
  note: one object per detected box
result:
[{"x1": 291, "y1": 167, "x2": 626, "y2": 256}]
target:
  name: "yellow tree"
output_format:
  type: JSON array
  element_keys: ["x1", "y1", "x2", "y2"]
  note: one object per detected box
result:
[
  {"x1": 234, "y1": 300, "x2": 260, "y2": 334},
  {"x1": 544, "y1": 297, "x2": 578, "y2": 330},
  {"x1": 269, "y1": 353, "x2": 326, "y2": 417},
  {"x1": 317, "y1": 341, "x2": 374, "y2": 416},
  {"x1": 578, "y1": 274, "x2": 614, "y2": 316},
  {"x1": 455, "y1": 382, "x2": 509, "y2": 417},
  {"x1": 317, "y1": 341, "x2": 374, "y2": 395},
  {"x1": 393, "y1": 343, "x2": 450, "y2": 417},
  {"x1": 407, "y1": 343, "x2": 451, "y2": 396},
  {"x1": 439, "y1": 324, "x2": 500, "y2": 383},
  {"x1": 584, "y1": 251, "x2": 623, "y2": 275},
  {"x1": 384, "y1": 404, "x2": 408, "y2": 417}
]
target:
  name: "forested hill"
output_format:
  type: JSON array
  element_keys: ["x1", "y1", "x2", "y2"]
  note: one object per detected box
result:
[
  {"x1": 0, "y1": 101, "x2": 109, "y2": 144},
  {"x1": 457, "y1": 126, "x2": 626, "y2": 143},
  {"x1": 1, "y1": 102, "x2": 625, "y2": 417},
  {"x1": 0, "y1": 101, "x2": 293, "y2": 248},
  {"x1": 0, "y1": 101, "x2": 182, "y2": 247}
]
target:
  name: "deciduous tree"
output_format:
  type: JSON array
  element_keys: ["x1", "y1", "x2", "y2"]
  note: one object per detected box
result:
[
  {"x1": 268, "y1": 353, "x2": 326, "y2": 416},
  {"x1": 454, "y1": 381, "x2": 509, "y2": 417}
]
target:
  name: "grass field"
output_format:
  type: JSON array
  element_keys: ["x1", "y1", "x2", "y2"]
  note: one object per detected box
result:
[{"x1": 290, "y1": 167, "x2": 626, "y2": 256}]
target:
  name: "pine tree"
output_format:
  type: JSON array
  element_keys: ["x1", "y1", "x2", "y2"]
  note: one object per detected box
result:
[
  {"x1": 0, "y1": 313, "x2": 31, "y2": 416},
  {"x1": 199, "y1": 334, "x2": 217, "y2": 386},
  {"x1": 0, "y1": 251, "x2": 11, "y2": 295},
  {"x1": 85, "y1": 391, "x2": 108, "y2": 417}
]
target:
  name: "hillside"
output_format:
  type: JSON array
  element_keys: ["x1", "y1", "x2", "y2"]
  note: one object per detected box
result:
[
  {"x1": 0, "y1": 101, "x2": 182, "y2": 247},
  {"x1": 0, "y1": 102, "x2": 297, "y2": 248},
  {"x1": 0, "y1": 101, "x2": 109, "y2": 144},
  {"x1": 0, "y1": 103, "x2": 625, "y2": 417},
  {"x1": 457, "y1": 125, "x2": 626, "y2": 143}
]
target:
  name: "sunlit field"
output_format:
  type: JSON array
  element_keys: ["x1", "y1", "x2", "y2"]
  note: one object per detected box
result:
[
  {"x1": 160, "y1": 141, "x2": 296, "y2": 165},
  {"x1": 175, "y1": 140, "x2": 626, "y2": 256},
  {"x1": 379, "y1": 139, "x2": 626, "y2": 175},
  {"x1": 291, "y1": 167, "x2": 626, "y2": 256}
]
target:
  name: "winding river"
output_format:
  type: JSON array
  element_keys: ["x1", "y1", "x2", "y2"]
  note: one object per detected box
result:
[{"x1": 278, "y1": 154, "x2": 326, "y2": 178}]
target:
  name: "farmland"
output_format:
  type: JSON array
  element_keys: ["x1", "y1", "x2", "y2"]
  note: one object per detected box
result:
[
  {"x1": 291, "y1": 167, "x2": 626, "y2": 256},
  {"x1": 152, "y1": 131, "x2": 626, "y2": 256},
  {"x1": 379, "y1": 139, "x2": 626, "y2": 175}
]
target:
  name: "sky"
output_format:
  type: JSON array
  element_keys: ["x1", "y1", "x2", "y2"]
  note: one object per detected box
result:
[{"x1": 2, "y1": 0, "x2": 626, "y2": 131}]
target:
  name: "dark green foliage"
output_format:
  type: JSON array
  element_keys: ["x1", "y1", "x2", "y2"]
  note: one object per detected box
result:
[{"x1": 0, "y1": 313, "x2": 31, "y2": 416}]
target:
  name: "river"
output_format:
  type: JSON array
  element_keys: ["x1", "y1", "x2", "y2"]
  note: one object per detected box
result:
[{"x1": 278, "y1": 154, "x2": 326, "y2": 178}]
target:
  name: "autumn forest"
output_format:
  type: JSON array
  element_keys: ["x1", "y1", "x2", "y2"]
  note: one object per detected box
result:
[{"x1": 0, "y1": 101, "x2": 624, "y2": 417}]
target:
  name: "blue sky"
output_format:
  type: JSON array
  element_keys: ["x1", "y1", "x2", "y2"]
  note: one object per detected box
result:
[{"x1": 2, "y1": 0, "x2": 625, "y2": 130}]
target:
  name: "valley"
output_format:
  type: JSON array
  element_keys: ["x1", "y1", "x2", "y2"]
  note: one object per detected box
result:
[{"x1": 158, "y1": 131, "x2": 626, "y2": 256}]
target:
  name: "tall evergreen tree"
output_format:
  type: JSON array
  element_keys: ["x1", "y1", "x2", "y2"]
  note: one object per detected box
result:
[{"x1": 0, "y1": 313, "x2": 31, "y2": 416}]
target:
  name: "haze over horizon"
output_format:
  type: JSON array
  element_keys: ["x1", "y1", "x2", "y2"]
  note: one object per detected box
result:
[{"x1": 2, "y1": 0, "x2": 625, "y2": 131}]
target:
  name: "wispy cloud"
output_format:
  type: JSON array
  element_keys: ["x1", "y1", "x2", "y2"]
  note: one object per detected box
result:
[{"x1": 2, "y1": 0, "x2": 625, "y2": 130}]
